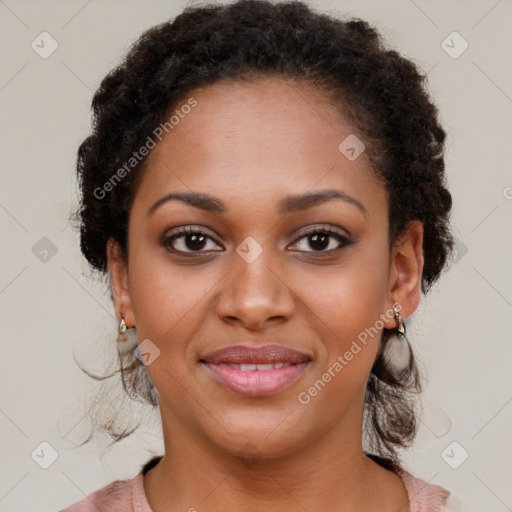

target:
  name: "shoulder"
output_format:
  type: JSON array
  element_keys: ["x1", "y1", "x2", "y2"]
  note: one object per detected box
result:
[
  {"x1": 397, "y1": 468, "x2": 452, "y2": 512},
  {"x1": 60, "y1": 456, "x2": 161, "y2": 511},
  {"x1": 59, "y1": 474, "x2": 140, "y2": 512}
]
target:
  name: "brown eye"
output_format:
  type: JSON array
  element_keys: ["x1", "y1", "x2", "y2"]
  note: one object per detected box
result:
[
  {"x1": 306, "y1": 232, "x2": 331, "y2": 251},
  {"x1": 290, "y1": 226, "x2": 351, "y2": 254},
  {"x1": 162, "y1": 227, "x2": 223, "y2": 254}
]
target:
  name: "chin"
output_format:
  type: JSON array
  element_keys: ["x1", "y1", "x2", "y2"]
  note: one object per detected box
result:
[{"x1": 202, "y1": 410, "x2": 318, "y2": 462}]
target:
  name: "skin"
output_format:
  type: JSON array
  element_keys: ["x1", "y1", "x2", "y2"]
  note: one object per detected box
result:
[{"x1": 107, "y1": 76, "x2": 424, "y2": 512}]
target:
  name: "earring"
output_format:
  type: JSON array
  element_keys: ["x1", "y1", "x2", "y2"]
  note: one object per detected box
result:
[
  {"x1": 116, "y1": 315, "x2": 127, "y2": 342},
  {"x1": 116, "y1": 313, "x2": 138, "y2": 353},
  {"x1": 382, "y1": 305, "x2": 412, "y2": 375}
]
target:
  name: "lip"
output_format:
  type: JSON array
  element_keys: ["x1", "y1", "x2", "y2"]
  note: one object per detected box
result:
[
  {"x1": 201, "y1": 344, "x2": 311, "y2": 365},
  {"x1": 200, "y1": 344, "x2": 312, "y2": 397}
]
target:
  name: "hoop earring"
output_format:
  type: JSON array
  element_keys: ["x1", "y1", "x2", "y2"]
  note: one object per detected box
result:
[
  {"x1": 116, "y1": 313, "x2": 138, "y2": 353},
  {"x1": 382, "y1": 305, "x2": 412, "y2": 375}
]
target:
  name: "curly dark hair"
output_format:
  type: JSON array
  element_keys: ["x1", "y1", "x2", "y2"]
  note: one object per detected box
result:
[{"x1": 70, "y1": 0, "x2": 453, "y2": 471}]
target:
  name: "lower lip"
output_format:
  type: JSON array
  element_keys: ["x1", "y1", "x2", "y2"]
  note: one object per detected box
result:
[{"x1": 202, "y1": 362, "x2": 311, "y2": 397}]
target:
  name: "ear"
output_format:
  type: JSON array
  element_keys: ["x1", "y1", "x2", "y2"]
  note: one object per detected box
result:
[
  {"x1": 106, "y1": 238, "x2": 135, "y2": 328},
  {"x1": 384, "y1": 220, "x2": 424, "y2": 326}
]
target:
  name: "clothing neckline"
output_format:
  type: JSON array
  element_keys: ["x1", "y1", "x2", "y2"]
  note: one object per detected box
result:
[{"x1": 130, "y1": 460, "x2": 450, "y2": 512}]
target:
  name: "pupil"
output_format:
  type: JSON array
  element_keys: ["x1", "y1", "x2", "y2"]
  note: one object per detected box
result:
[
  {"x1": 310, "y1": 233, "x2": 328, "y2": 250},
  {"x1": 186, "y1": 234, "x2": 206, "y2": 250}
]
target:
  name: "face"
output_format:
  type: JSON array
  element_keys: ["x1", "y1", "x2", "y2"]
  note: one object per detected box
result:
[{"x1": 108, "y1": 76, "x2": 423, "y2": 460}]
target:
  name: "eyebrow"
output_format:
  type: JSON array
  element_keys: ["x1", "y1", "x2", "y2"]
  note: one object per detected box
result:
[{"x1": 147, "y1": 188, "x2": 367, "y2": 217}]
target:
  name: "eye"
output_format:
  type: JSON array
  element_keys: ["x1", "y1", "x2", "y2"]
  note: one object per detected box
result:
[
  {"x1": 161, "y1": 226, "x2": 223, "y2": 254},
  {"x1": 289, "y1": 225, "x2": 352, "y2": 254}
]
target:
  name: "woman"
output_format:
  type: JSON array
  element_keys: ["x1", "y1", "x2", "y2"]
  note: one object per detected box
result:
[{"x1": 62, "y1": 0, "x2": 454, "y2": 510}]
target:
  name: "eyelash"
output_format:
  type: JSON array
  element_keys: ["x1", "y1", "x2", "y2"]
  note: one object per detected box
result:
[{"x1": 161, "y1": 225, "x2": 352, "y2": 257}]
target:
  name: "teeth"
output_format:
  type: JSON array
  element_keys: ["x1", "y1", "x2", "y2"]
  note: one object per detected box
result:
[
  {"x1": 253, "y1": 364, "x2": 273, "y2": 370},
  {"x1": 227, "y1": 362, "x2": 292, "y2": 371}
]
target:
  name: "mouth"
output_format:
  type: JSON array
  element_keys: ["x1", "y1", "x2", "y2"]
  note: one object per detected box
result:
[{"x1": 200, "y1": 344, "x2": 312, "y2": 397}]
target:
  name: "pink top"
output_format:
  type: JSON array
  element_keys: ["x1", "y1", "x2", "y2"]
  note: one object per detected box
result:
[{"x1": 60, "y1": 467, "x2": 450, "y2": 511}]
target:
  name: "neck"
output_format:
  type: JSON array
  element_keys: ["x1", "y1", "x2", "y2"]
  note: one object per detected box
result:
[{"x1": 143, "y1": 395, "x2": 408, "y2": 512}]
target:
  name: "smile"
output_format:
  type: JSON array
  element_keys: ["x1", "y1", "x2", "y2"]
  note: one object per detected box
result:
[{"x1": 200, "y1": 344, "x2": 312, "y2": 397}]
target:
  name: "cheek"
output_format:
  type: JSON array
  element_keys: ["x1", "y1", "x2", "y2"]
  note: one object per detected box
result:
[
  {"x1": 296, "y1": 253, "x2": 390, "y2": 400},
  {"x1": 302, "y1": 247, "x2": 390, "y2": 337},
  {"x1": 126, "y1": 247, "x2": 221, "y2": 347}
]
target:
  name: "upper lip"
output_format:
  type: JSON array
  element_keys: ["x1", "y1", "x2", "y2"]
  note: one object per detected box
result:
[{"x1": 201, "y1": 344, "x2": 312, "y2": 365}]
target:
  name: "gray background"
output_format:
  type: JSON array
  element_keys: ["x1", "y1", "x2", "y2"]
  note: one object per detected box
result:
[{"x1": 1, "y1": 0, "x2": 511, "y2": 510}]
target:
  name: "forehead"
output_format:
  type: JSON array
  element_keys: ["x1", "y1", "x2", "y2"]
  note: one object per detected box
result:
[{"x1": 132, "y1": 76, "x2": 385, "y2": 217}]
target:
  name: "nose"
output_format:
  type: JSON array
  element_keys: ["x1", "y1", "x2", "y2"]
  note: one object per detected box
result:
[{"x1": 215, "y1": 246, "x2": 295, "y2": 331}]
